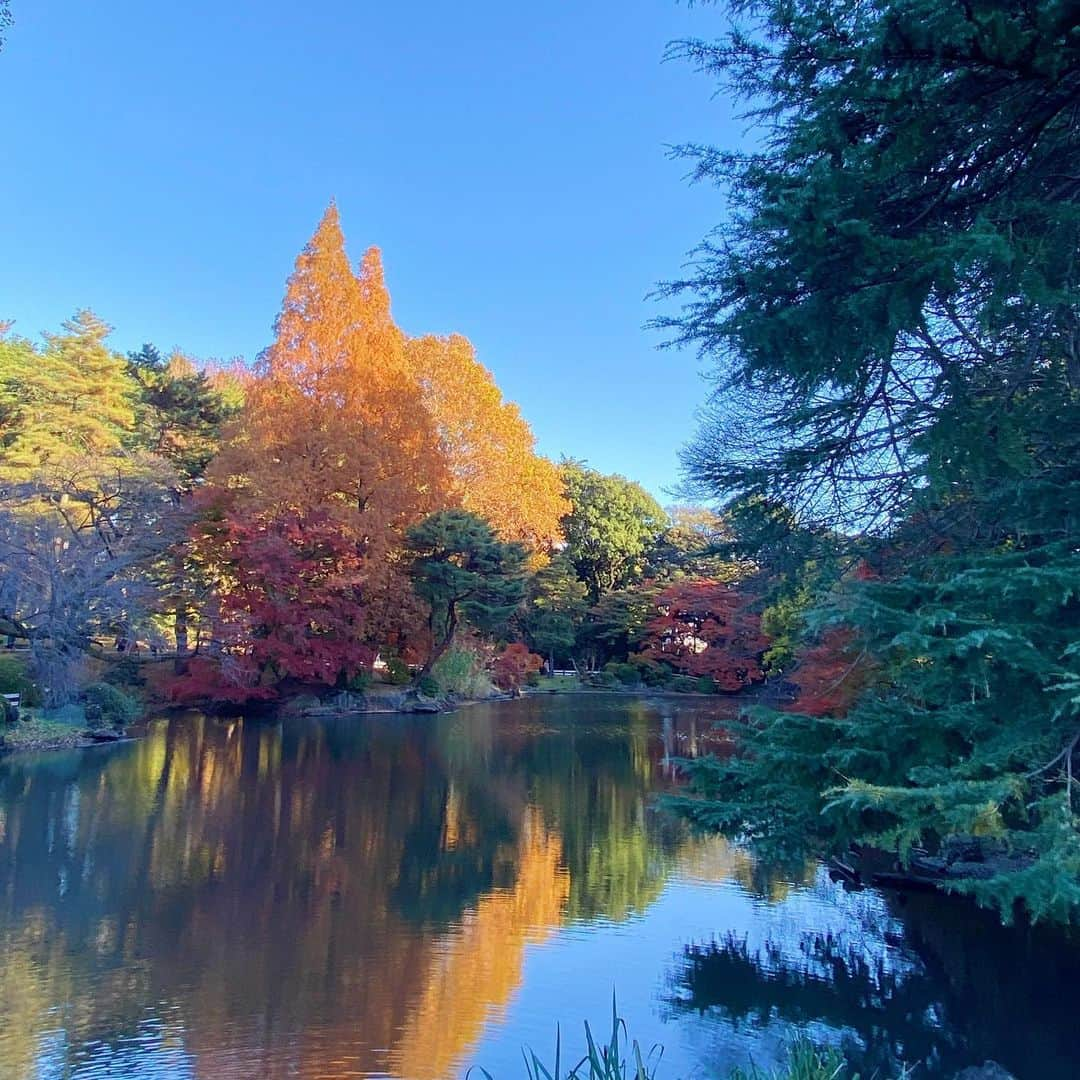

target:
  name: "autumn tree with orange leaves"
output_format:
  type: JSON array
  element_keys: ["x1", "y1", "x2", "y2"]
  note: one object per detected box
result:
[
  {"x1": 185, "y1": 206, "x2": 448, "y2": 695},
  {"x1": 171, "y1": 204, "x2": 569, "y2": 697},
  {"x1": 407, "y1": 333, "x2": 567, "y2": 549}
]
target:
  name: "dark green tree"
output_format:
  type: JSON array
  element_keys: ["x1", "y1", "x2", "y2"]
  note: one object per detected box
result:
[
  {"x1": 127, "y1": 345, "x2": 240, "y2": 492},
  {"x1": 582, "y1": 583, "x2": 662, "y2": 668},
  {"x1": 560, "y1": 461, "x2": 666, "y2": 602},
  {"x1": 520, "y1": 553, "x2": 589, "y2": 670},
  {"x1": 406, "y1": 510, "x2": 528, "y2": 675},
  {"x1": 661, "y1": 0, "x2": 1080, "y2": 534},
  {"x1": 664, "y1": 0, "x2": 1080, "y2": 922}
]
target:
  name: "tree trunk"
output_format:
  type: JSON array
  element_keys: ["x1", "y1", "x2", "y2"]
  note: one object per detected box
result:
[
  {"x1": 418, "y1": 606, "x2": 457, "y2": 679},
  {"x1": 174, "y1": 599, "x2": 189, "y2": 675}
]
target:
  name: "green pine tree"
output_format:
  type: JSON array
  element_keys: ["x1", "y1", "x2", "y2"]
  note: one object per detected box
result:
[{"x1": 664, "y1": 0, "x2": 1080, "y2": 922}]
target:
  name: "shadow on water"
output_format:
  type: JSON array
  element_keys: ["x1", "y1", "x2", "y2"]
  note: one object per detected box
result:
[
  {"x1": 0, "y1": 695, "x2": 1075, "y2": 1078},
  {"x1": 664, "y1": 861, "x2": 1080, "y2": 1078}
]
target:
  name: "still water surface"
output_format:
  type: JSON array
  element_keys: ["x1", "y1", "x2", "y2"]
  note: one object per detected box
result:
[{"x1": 0, "y1": 695, "x2": 1077, "y2": 1079}]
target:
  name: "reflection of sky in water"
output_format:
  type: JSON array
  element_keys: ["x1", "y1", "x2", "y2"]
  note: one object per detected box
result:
[
  {"x1": 467, "y1": 854, "x2": 916, "y2": 1079},
  {"x1": 36, "y1": 1013, "x2": 196, "y2": 1080}
]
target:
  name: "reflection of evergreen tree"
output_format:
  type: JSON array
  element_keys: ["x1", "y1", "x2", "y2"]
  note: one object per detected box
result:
[
  {"x1": 666, "y1": 893, "x2": 1080, "y2": 1079},
  {"x1": 392, "y1": 776, "x2": 517, "y2": 926},
  {"x1": 668, "y1": 931, "x2": 959, "y2": 1075},
  {"x1": 892, "y1": 893, "x2": 1080, "y2": 1079},
  {"x1": 472, "y1": 696, "x2": 689, "y2": 922}
]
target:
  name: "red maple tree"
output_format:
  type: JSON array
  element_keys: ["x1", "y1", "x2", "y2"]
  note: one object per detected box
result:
[
  {"x1": 171, "y1": 509, "x2": 380, "y2": 701},
  {"x1": 639, "y1": 579, "x2": 768, "y2": 691},
  {"x1": 784, "y1": 628, "x2": 871, "y2": 717},
  {"x1": 491, "y1": 642, "x2": 543, "y2": 691}
]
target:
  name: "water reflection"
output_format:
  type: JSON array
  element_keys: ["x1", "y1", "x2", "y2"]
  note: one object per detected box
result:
[
  {"x1": 664, "y1": 878, "x2": 1080, "y2": 1079},
  {"x1": 0, "y1": 697, "x2": 729, "y2": 1078},
  {"x1": 0, "y1": 696, "x2": 1075, "y2": 1079}
]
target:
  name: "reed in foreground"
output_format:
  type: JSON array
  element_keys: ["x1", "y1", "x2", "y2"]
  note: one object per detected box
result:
[{"x1": 468, "y1": 997, "x2": 873, "y2": 1080}]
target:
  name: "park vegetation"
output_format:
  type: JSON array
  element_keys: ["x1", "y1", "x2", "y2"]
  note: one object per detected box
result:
[
  {"x1": 657, "y1": 0, "x2": 1080, "y2": 924},
  {"x1": 0, "y1": 206, "x2": 772, "y2": 726}
]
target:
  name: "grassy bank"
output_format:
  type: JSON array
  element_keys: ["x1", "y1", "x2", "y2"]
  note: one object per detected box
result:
[
  {"x1": 528, "y1": 675, "x2": 726, "y2": 700},
  {"x1": 0, "y1": 707, "x2": 96, "y2": 753}
]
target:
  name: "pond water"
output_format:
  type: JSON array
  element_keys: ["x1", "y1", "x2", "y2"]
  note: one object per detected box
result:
[{"x1": 0, "y1": 695, "x2": 1077, "y2": 1079}]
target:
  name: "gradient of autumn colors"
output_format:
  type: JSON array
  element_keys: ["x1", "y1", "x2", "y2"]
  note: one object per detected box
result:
[{"x1": 179, "y1": 206, "x2": 567, "y2": 697}]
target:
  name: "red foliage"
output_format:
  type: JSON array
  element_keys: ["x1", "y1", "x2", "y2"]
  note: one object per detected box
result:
[
  {"x1": 167, "y1": 655, "x2": 279, "y2": 705},
  {"x1": 639, "y1": 579, "x2": 768, "y2": 691},
  {"x1": 491, "y1": 642, "x2": 543, "y2": 691},
  {"x1": 169, "y1": 509, "x2": 378, "y2": 702},
  {"x1": 785, "y1": 628, "x2": 869, "y2": 716}
]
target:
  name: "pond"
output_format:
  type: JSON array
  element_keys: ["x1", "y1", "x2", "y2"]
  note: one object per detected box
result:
[{"x1": 0, "y1": 695, "x2": 1076, "y2": 1079}]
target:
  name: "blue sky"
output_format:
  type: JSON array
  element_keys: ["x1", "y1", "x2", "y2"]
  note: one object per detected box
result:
[{"x1": 0, "y1": 1, "x2": 739, "y2": 500}]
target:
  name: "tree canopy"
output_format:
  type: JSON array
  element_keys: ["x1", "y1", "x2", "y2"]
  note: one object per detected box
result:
[
  {"x1": 559, "y1": 462, "x2": 667, "y2": 602},
  {"x1": 406, "y1": 510, "x2": 528, "y2": 674},
  {"x1": 665, "y1": 0, "x2": 1080, "y2": 923}
]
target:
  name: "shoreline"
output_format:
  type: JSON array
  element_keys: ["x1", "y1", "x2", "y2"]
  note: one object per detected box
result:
[
  {"x1": 0, "y1": 716, "x2": 131, "y2": 756},
  {"x1": 1, "y1": 682, "x2": 742, "y2": 758}
]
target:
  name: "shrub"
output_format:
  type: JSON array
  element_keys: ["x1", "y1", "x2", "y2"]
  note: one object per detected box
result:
[
  {"x1": 346, "y1": 669, "x2": 372, "y2": 693},
  {"x1": 383, "y1": 656, "x2": 412, "y2": 686},
  {"x1": 588, "y1": 671, "x2": 619, "y2": 688},
  {"x1": 609, "y1": 662, "x2": 640, "y2": 686},
  {"x1": 629, "y1": 654, "x2": 672, "y2": 688},
  {"x1": 0, "y1": 654, "x2": 40, "y2": 706},
  {"x1": 672, "y1": 675, "x2": 699, "y2": 693},
  {"x1": 697, "y1": 675, "x2": 717, "y2": 695},
  {"x1": 492, "y1": 643, "x2": 543, "y2": 692},
  {"x1": 102, "y1": 656, "x2": 147, "y2": 690},
  {"x1": 417, "y1": 674, "x2": 441, "y2": 697},
  {"x1": 82, "y1": 683, "x2": 140, "y2": 729},
  {"x1": 431, "y1": 647, "x2": 495, "y2": 698}
]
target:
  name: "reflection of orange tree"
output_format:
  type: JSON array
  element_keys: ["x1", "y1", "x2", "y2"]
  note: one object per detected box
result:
[
  {"x1": 391, "y1": 807, "x2": 570, "y2": 1080},
  {"x1": 0, "y1": 702, "x2": 756, "y2": 1078},
  {"x1": 675, "y1": 835, "x2": 816, "y2": 903}
]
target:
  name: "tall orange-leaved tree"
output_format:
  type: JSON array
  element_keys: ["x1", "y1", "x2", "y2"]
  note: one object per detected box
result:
[
  {"x1": 190, "y1": 205, "x2": 447, "y2": 694},
  {"x1": 407, "y1": 333, "x2": 567, "y2": 550}
]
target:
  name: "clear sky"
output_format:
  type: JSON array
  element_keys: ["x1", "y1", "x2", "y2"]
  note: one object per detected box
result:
[{"x1": 0, "y1": 1, "x2": 738, "y2": 500}]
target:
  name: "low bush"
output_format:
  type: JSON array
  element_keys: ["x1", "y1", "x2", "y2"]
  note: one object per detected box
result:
[
  {"x1": 102, "y1": 656, "x2": 148, "y2": 690},
  {"x1": 0, "y1": 654, "x2": 41, "y2": 706},
  {"x1": 696, "y1": 675, "x2": 717, "y2": 695},
  {"x1": 588, "y1": 671, "x2": 619, "y2": 688},
  {"x1": 493, "y1": 643, "x2": 543, "y2": 691},
  {"x1": 631, "y1": 656, "x2": 672, "y2": 688},
  {"x1": 671, "y1": 675, "x2": 699, "y2": 693},
  {"x1": 431, "y1": 647, "x2": 495, "y2": 698},
  {"x1": 82, "y1": 683, "x2": 141, "y2": 730},
  {"x1": 383, "y1": 656, "x2": 412, "y2": 686},
  {"x1": 417, "y1": 674, "x2": 441, "y2": 697},
  {"x1": 605, "y1": 662, "x2": 640, "y2": 687},
  {"x1": 346, "y1": 669, "x2": 373, "y2": 693}
]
